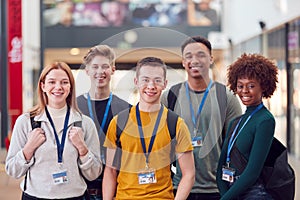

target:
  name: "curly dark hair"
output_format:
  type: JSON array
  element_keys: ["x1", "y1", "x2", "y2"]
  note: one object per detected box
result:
[{"x1": 227, "y1": 53, "x2": 278, "y2": 98}]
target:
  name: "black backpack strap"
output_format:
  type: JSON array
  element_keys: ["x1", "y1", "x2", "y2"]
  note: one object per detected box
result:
[
  {"x1": 112, "y1": 107, "x2": 130, "y2": 169},
  {"x1": 72, "y1": 117, "x2": 89, "y2": 199},
  {"x1": 116, "y1": 108, "x2": 130, "y2": 143},
  {"x1": 167, "y1": 83, "x2": 182, "y2": 111},
  {"x1": 167, "y1": 109, "x2": 178, "y2": 162},
  {"x1": 73, "y1": 121, "x2": 82, "y2": 128},
  {"x1": 112, "y1": 107, "x2": 178, "y2": 171},
  {"x1": 25, "y1": 115, "x2": 42, "y2": 191},
  {"x1": 226, "y1": 116, "x2": 247, "y2": 174},
  {"x1": 30, "y1": 116, "x2": 41, "y2": 130},
  {"x1": 166, "y1": 109, "x2": 178, "y2": 178}
]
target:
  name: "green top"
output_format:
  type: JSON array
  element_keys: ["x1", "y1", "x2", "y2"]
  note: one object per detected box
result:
[{"x1": 217, "y1": 105, "x2": 275, "y2": 200}]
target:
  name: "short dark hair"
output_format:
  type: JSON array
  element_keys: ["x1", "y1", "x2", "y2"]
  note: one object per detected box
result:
[
  {"x1": 181, "y1": 36, "x2": 212, "y2": 55},
  {"x1": 227, "y1": 53, "x2": 278, "y2": 98},
  {"x1": 136, "y1": 57, "x2": 167, "y2": 79}
]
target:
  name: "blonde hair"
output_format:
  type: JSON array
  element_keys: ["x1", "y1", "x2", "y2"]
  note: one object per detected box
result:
[
  {"x1": 29, "y1": 62, "x2": 80, "y2": 116},
  {"x1": 83, "y1": 44, "x2": 116, "y2": 67}
]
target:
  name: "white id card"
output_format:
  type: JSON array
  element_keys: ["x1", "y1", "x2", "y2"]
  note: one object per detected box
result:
[
  {"x1": 222, "y1": 166, "x2": 235, "y2": 183},
  {"x1": 52, "y1": 170, "x2": 68, "y2": 185},
  {"x1": 138, "y1": 168, "x2": 157, "y2": 185},
  {"x1": 192, "y1": 136, "x2": 203, "y2": 147}
]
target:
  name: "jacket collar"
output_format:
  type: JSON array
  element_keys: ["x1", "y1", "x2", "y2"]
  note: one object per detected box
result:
[{"x1": 33, "y1": 107, "x2": 82, "y2": 126}]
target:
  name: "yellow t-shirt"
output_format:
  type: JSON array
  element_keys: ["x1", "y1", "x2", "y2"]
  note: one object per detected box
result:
[{"x1": 104, "y1": 106, "x2": 193, "y2": 200}]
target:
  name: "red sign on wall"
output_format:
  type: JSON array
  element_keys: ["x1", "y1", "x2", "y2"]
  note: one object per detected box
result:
[{"x1": 7, "y1": 0, "x2": 23, "y2": 130}]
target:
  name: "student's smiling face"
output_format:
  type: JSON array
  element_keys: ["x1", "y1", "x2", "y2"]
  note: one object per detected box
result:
[
  {"x1": 182, "y1": 42, "x2": 213, "y2": 80},
  {"x1": 41, "y1": 69, "x2": 71, "y2": 109},
  {"x1": 134, "y1": 65, "x2": 167, "y2": 107},
  {"x1": 236, "y1": 77, "x2": 263, "y2": 106},
  {"x1": 85, "y1": 55, "x2": 115, "y2": 89}
]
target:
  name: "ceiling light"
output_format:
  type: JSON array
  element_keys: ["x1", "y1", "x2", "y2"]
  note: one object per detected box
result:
[{"x1": 70, "y1": 48, "x2": 80, "y2": 56}]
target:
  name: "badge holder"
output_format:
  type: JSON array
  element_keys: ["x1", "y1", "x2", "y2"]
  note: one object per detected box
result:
[
  {"x1": 192, "y1": 136, "x2": 203, "y2": 147},
  {"x1": 52, "y1": 163, "x2": 68, "y2": 185},
  {"x1": 138, "y1": 164, "x2": 157, "y2": 185},
  {"x1": 222, "y1": 163, "x2": 235, "y2": 183},
  {"x1": 192, "y1": 129, "x2": 203, "y2": 147}
]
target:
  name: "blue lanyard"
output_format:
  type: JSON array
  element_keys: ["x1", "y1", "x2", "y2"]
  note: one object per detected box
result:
[
  {"x1": 185, "y1": 80, "x2": 213, "y2": 129},
  {"x1": 87, "y1": 92, "x2": 112, "y2": 131},
  {"x1": 226, "y1": 103, "x2": 264, "y2": 164},
  {"x1": 136, "y1": 104, "x2": 163, "y2": 165},
  {"x1": 45, "y1": 106, "x2": 70, "y2": 163}
]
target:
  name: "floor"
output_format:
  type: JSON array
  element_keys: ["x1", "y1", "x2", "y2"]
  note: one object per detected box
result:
[
  {"x1": 0, "y1": 149, "x2": 22, "y2": 200},
  {"x1": 1, "y1": 149, "x2": 300, "y2": 200}
]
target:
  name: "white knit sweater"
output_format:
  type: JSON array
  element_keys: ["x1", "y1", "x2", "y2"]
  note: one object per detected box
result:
[{"x1": 5, "y1": 108, "x2": 102, "y2": 198}]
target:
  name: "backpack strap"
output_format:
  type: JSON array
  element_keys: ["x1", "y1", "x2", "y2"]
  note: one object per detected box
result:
[
  {"x1": 168, "y1": 82, "x2": 227, "y2": 122},
  {"x1": 73, "y1": 121, "x2": 82, "y2": 128},
  {"x1": 112, "y1": 107, "x2": 130, "y2": 169},
  {"x1": 167, "y1": 109, "x2": 178, "y2": 163},
  {"x1": 112, "y1": 107, "x2": 179, "y2": 170},
  {"x1": 72, "y1": 118, "x2": 89, "y2": 199},
  {"x1": 167, "y1": 83, "x2": 182, "y2": 111},
  {"x1": 30, "y1": 116, "x2": 41, "y2": 130},
  {"x1": 226, "y1": 116, "x2": 246, "y2": 173},
  {"x1": 116, "y1": 108, "x2": 130, "y2": 147},
  {"x1": 25, "y1": 115, "x2": 42, "y2": 191}
]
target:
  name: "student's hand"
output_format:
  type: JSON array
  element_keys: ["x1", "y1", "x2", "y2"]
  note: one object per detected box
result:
[
  {"x1": 23, "y1": 128, "x2": 46, "y2": 161},
  {"x1": 68, "y1": 126, "x2": 88, "y2": 156}
]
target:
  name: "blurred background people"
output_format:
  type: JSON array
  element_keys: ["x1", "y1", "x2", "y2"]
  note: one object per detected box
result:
[{"x1": 188, "y1": 0, "x2": 219, "y2": 26}]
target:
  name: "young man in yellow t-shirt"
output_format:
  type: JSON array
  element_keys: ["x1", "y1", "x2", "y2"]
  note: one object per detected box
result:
[{"x1": 103, "y1": 57, "x2": 195, "y2": 200}]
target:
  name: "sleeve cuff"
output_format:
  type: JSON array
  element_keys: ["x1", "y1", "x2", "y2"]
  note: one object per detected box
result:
[
  {"x1": 79, "y1": 151, "x2": 92, "y2": 164},
  {"x1": 20, "y1": 150, "x2": 34, "y2": 165}
]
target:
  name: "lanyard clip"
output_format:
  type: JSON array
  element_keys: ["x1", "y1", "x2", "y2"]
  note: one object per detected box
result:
[
  {"x1": 58, "y1": 162, "x2": 64, "y2": 169},
  {"x1": 226, "y1": 162, "x2": 230, "y2": 168},
  {"x1": 145, "y1": 162, "x2": 149, "y2": 170}
]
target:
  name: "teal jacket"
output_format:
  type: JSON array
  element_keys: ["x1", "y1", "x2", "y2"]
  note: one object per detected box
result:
[{"x1": 217, "y1": 105, "x2": 275, "y2": 200}]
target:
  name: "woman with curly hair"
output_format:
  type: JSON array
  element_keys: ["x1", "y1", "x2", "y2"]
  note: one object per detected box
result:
[{"x1": 216, "y1": 53, "x2": 278, "y2": 200}]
